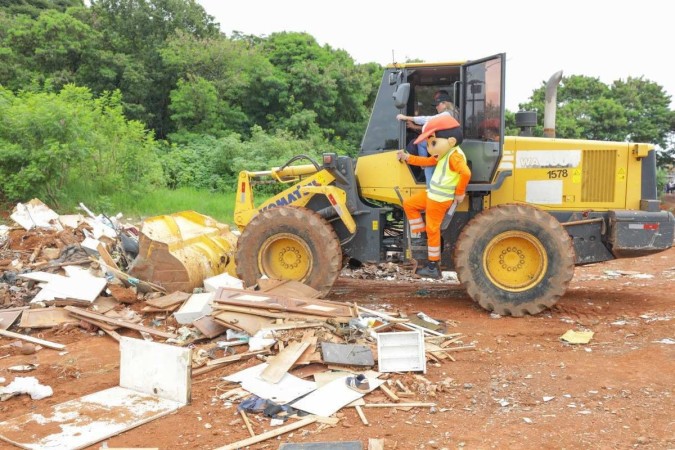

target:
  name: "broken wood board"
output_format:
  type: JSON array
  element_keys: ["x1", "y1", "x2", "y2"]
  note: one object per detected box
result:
[
  {"x1": 257, "y1": 279, "x2": 322, "y2": 298},
  {"x1": 144, "y1": 291, "x2": 190, "y2": 310},
  {"x1": 65, "y1": 306, "x2": 177, "y2": 339},
  {"x1": 289, "y1": 363, "x2": 327, "y2": 379},
  {"x1": 20, "y1": 268, "x2": 106, "y2": 304},
  {"x1": 0, "y1": 307, "x2": 27, "y2": 330},
  {"x1": 291, "y1": 374, "x2": 384, "y2": 417},
  {"x1": 212, "y1": 311, "x2": 274, "y2": 335},
  {"x1": 192, "y1": 315, "x2": 228, "y2": 339},
  {"x1": 91, "y1": 296, "x2": 120, "y2": 314},
  {"x1": 321, "y1": 342, "x2": 374, "y2": 366},
  {"x1": 19, "y1": 307, "x2": 78, "y2": 329},
  {"x1": 213, "y1": 287, "x2": 353, "y2": 318},
  {"x1": 211, "y1": 303, "x2": 338, "y2": 322},
  {"x1": 260, "y1": 341, "x2": 310, "y2": 383}
]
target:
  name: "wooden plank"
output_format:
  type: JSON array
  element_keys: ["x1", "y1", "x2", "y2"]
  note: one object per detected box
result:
[
  {"x1": 355, "y1": 404, "x2": 369, "y2": 426},
  {"x1": 192, "y1": 316, "x2": 228, "y2": 339},
  {"x1": 92, "y1": 296, "x2": 119, "y2": 314},
  {"x1": 213, "y1": 287, "x2": 353, "y2": 318},
  {"x1": 239, "y1": 410, "x2": 255, "y2": 437},
  {"x1": 65, "y1": 306, "x2": 177, "y2": 339},
  {"x1": 96, "y1": 242, "x2": 120, "y2": 271},
  {"x1": 206, "y1": 349, "x2": 271, "y2": 366},
  {"x1": 212, "y1": 311, "x2": 274, "y2": 335},
  {"x1": 258, "y1": 279, "x2": 322, "y2": 298},
  {"x1": 260, "y1": 342, "x2": 310, "y2": 383},
  {"x1": 145, "y1": 291, "x2": 190, "y2": 309},
  {"x1": 213, "y1": 417, "x2": 318, "y2": 450},
  {"x1": 19, "y1": 307, "x2": 78, "y2": 328},
  {"x1": 0, "y1": 308, "x2": 26, "y2": 330},
  {"x1": 379, "y1": 383, "x2": 400, "y2": 402},
  {"x1": 0, "y1": 329, "x2": 65, "y2": 350},
  {"x1": 363, "y1": 402, "x2": 436, "y2": 408}
]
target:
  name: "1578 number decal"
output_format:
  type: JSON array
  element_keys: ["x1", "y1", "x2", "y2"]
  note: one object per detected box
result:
[{"x1": 547, "y1": 169, "x2": 568, "y2": 179}]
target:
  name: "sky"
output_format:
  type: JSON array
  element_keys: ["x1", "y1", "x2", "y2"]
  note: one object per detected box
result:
[{"x1": 196, "y1": 0, "x2": 673, "y2": 113}]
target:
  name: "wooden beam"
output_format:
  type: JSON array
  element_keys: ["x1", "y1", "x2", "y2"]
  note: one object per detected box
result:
[
  {"x1": 0, "y1": 328, "x2": 65, "y2": 350},
  {"x1": 213, "y1": 417, "x2": 318, "y2": 450},
  {"x1": 65, "y1": 306, "x2": 176, "y2": 339},
  {"x1": 239, "y1": 410, "x2": 255, "y2": 437},
  {"x1": 364, "y1": 402, "x2": 436, "y2": 408},
  {"x1": 355, "y1": 404, "x2": 369, "y2": 426}
]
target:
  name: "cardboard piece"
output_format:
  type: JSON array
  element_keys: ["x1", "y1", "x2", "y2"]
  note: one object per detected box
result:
[{"x1": 560, "y1": 329, "x2": 594, "y2": 344}]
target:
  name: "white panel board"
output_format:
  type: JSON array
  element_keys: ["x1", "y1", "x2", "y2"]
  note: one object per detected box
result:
[
  {"x1": 292, "y1": 374, "x2": 384, "y2": 417},
  {"x1": 0, "y1": 386, "x2": 182, "y2": 450},
  {"x1": 223, "y1": 363, "x2": 316, "y2": 405},
  {"x1": 119, "y1": 337, "x2": 191, "y2": 404}
]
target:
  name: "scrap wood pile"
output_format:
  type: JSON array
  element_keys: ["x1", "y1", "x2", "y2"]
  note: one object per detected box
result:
[{"x1": 0, "y1": 198, "x2": 478, "y2": 448}]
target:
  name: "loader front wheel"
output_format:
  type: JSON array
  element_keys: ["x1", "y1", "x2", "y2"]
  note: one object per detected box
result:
[
  {"x1": 453, "y1": 204, "x2": 575, "y2": 316},
  {"x1": 236, "y1": 207, "x2": 342, "y2": 297}
]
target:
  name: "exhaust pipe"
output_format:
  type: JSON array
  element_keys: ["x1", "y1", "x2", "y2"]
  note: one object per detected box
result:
[{"x1": 543, "y1": 70, "x2": 563, "y2": 138}]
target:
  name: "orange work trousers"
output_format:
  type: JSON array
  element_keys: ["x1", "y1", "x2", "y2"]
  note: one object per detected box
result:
[{"x1": 403, "y1": 190, "x2": 453, "y2": 262}]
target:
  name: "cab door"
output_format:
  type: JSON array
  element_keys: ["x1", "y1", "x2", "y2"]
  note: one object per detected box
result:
[{"x1": 459, "y1": 53, "x2": 506, "y2": 184}]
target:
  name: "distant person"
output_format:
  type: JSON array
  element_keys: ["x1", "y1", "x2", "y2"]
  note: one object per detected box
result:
[
  {"x1": 397, "y1": 90, "x2": 460, "y2": 187},
  {"x1": 667, "y1": 180, "x2": 675, "y2": 194}
]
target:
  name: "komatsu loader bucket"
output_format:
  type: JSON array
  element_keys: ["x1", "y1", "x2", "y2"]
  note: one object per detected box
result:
[{"x1": 128, "y1": 211, "x2": 238, "y2": 293}]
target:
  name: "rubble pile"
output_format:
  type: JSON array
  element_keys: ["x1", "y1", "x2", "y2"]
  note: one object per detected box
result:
[{"x1": 0, "y1": 199, "x2": 476, "y2": 449}]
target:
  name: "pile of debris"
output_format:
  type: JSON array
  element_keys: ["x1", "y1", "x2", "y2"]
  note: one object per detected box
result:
[{"x1": 0, "y1": 199, "x2": 476, "y2": 449}]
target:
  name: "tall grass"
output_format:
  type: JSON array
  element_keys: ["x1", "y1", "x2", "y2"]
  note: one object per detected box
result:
[{"x1": 49, "y1": 186, "x2": 236, "y2": 226}]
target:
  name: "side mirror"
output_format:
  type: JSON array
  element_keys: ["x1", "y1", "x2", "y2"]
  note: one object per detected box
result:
[{"x1": 393, "y1": 83, "x2": 410, "y2": 110}]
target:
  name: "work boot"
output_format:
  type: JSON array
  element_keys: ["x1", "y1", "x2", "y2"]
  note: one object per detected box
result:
[{"x1": 416, "y1": 261, "x2": 441, "y2": 279}]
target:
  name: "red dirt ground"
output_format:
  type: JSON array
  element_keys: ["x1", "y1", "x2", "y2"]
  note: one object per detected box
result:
[{"x1": 0, "y1": 196, "x2": 673, "y2": 450}]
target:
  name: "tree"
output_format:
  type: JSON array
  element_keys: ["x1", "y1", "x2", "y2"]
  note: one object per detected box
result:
[
  {"x1": 516, "y1": 75, "x2": 674, "y2": 167},
  {"x1": 0, "y1": 85, "x2": 162, "y2": 205}
]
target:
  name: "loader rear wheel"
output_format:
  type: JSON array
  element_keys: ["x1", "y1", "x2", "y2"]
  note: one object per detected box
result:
[
  {"x1": 235, "y1": 207, "x2": 342, "y2": 297},
  {"x1": 453, "y1": 204, "x2": 575, "y2": 316}
]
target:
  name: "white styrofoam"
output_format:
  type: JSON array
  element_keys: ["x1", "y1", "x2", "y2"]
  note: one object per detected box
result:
[
  {"x1": 377, "y1": 330, "x2": 426, "y2": 373},
  {"x1": 173, "y1": 291, "x2": 214, "y2": 324},
  {"x1": 203, "y1": 272, "x2": 243, "y2": 292}
]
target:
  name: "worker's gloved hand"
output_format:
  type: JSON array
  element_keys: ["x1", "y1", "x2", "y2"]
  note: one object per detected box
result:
[
  {"x1": 454, "y1": 194, "x2": 465, "y2": 204},
  {"x1": 396, "y1": 150, "x2": 409, "y2": 162}
]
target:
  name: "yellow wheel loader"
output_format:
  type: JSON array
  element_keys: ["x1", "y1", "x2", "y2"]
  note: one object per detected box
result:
[{"x1": 233, "y1": 53, "x2": 675, "y2": 316}]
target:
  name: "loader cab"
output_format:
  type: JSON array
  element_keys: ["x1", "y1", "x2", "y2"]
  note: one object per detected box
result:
[{"x1": 361, "y1": 53, "x2": 506, "y2": 185}]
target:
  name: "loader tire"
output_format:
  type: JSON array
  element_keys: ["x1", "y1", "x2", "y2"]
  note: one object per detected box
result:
[
  {"x1": 235, "y1": 206, "x2": 342, "y2": 297},
  {"x1": 453, "y1": 204, "x2": 575, "y2": 317}
]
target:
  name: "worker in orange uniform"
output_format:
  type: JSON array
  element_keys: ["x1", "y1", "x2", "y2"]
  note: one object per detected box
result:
[{"x1": 396, "y1": 114, "x2": 471, "y2": 279}]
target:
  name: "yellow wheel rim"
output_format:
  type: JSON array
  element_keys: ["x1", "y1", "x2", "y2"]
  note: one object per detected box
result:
[
  {"x1": 483, "y1": 231, "x2": 547, "y2": 292},
  {"x1": 258, "y1": 233, "x2": 312, "y2": 282}
]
